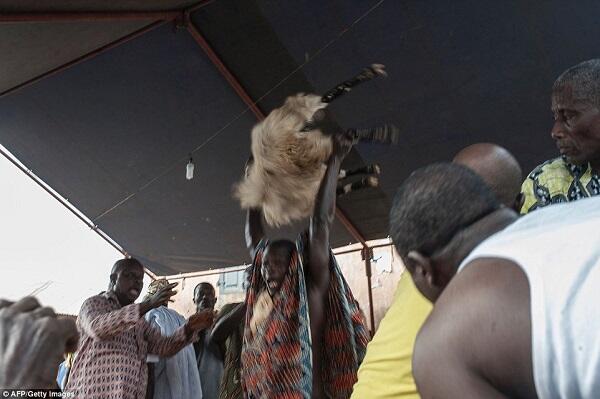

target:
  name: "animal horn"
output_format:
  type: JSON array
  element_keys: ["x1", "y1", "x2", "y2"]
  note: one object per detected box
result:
[{"x1": 321, "y1": 64, "x2": 387, "y2": 104}]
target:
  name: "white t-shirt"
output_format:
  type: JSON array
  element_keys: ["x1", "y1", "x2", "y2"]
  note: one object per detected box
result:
[{"x1": 458, "y1": 197, "x2": 600, "y2": 399}]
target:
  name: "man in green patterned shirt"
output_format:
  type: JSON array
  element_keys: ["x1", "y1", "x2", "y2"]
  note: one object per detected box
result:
[{"x1": 521, "y1": 59, "x2": 600, "y2": 214}]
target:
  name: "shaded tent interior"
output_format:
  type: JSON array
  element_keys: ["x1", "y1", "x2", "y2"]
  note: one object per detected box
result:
[{"x1": 1, "y1": 0, "x2": 599, "y2": 278}]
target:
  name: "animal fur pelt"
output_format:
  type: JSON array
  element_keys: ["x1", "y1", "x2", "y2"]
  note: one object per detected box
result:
[{"x1": 234, "y1": 64, "x2": 396, "y2": 227}]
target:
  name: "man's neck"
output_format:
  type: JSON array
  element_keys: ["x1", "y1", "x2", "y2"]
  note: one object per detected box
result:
[
  {"x1": 107, "y1": 289, "x2": 128, "y2": 307},
  {"x1": 436, "y1": 208, "x2": 518, "y2": 276}
]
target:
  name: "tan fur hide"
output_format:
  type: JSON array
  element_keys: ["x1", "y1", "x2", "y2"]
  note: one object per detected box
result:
[{"x1": 234, "y1": 93, "x2": 333, "y2": 227}]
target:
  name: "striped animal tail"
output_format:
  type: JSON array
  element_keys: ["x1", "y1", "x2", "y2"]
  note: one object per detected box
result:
[
  {"x1": 346, "y1": 124, "x2": 400, "y2": 145},
  {"x1": 338, "y1": 164, "x2": 381, "y2": 179},
  {"x1": 321, "y1": 64, "x2": 387, "y2": 104},
  {"x1": 337, "y1": 176, "x2": 379, "y2": 196}
]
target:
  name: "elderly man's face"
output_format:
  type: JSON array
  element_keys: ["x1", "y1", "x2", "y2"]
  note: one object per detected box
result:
[{"x1": 551, "y1": 85, "x2": 600, "y2": 166}]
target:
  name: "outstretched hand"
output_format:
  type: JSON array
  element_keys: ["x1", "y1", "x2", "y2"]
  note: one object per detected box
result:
[
  {"x1": 185, "y1": 309, "x2": 215, "y2": 334},
  {"x1": 140, "y1": 282, "x2": 178, "y2": 315},
  {"x1": 0, "y1": 297, "x2": 79, "y2": 389}
]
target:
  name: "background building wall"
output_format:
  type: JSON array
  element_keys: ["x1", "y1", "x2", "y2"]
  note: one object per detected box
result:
[
  {"x1": 333, "y1": 239, "x2": 405, "y2": 332},
  {"x1": 164, "y1": 269, "x2": 246, "y2": 317},
  {"x1": 164, "y1": 239, "x2": 407, "y2": 333}
]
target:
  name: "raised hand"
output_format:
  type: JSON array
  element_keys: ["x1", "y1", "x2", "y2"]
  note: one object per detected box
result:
[
  {"x1": 0, "y1": 297, "x2": 79, "y2": 389},
  {"x1": 185, "y1": 309, "x2": 215, "y2": 334},
  {"x1": 140, "y1": 282, "x2": 178, "y2": 315}
]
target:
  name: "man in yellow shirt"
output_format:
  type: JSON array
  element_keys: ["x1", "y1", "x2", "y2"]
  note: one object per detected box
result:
[{"x1": 351, "y1": 143, "x2": 522, "y2": 398}]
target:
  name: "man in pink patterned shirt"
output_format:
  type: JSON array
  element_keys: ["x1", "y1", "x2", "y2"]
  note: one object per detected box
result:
[{"x1": 66, "y1": 258, "x2": 213, "y2": 399}]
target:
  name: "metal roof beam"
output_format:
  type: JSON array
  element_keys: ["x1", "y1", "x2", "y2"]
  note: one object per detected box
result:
[
  {"x1": 0, "y1": 11, "x2": 180, "y2": 23},
  {"x1": 0, "y1": 20, "x2": 167, "y2": 98},
  {"x1": 185, "y1": 19, "x2": 370, "y2": 246},
  {"x1": 0, "y1": 1, "x2": 215, "y2": 23}
]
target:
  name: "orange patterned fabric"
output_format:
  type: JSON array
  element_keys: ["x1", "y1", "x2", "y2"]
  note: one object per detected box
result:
[{"x1": 242, "y1": 238, "x2": 369, "y2": 399}]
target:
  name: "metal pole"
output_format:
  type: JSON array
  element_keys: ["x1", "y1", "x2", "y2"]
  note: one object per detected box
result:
[
  {"x1": 0, "y1": 11, "x2": 181, "y2": 23},
  {"x1": 362, "y1": 246, "x2": 376, "y2": 335},
  {"x1": 162, "y1": 264, "x2": 247, "y2": 280},
  {"x1": 335, "y1": 207, "x2": 368, "y2": 247},
  {"x1": 0, "y1": 146, "x2": 161, "y2": 279},
  {"x1": 0, "y1": 0, "x2": 216, "y2": 23},
  {"x1": 0, "y1": 146, "x2": 125, "y2": 255},
  {"x1": 333, "y1": 241, "x2": 392, "y2": 256},
  {"x1": 185, "y1": 19, "x2": 372, "y2": 248},
  {"x1": 0, "y1": 20, "x2": 168, "y2": 98},
  {"x1": 185, "y1": 20, "x2": 265, "y2": 121}
]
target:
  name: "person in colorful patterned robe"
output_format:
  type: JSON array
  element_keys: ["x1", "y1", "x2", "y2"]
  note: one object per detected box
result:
[{"x1": 242, "y1": 133, "x2": 369, "y2": 399}]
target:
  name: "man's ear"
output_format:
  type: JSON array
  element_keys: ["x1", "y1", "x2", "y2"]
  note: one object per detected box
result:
[
  {"x1": 407, "y1": 251, "x2": 436, "y2": 286},
  {"x1": 109, "y1": 273, "x2": 117, "y2": 289}
]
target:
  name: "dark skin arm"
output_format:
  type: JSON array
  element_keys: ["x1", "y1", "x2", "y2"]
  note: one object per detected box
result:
[
  {"x1": 244, "y1": 155, "x2": 265, "y2": 260},
  {"x1": 413, "y1": 258, "x2": 537, "y2": 399},
  {"x1": 246, "y1": 208, "x2": 265, "y2": 260},
  {"x1": 210, "y1": 302, "x2": 246, "y2": 346},
  {"x1": 307, "y1": 135, "x2": 350, "y2": 399},
  {"x1": 139, "y1": 283, "x2": 178, "y2": 316}
]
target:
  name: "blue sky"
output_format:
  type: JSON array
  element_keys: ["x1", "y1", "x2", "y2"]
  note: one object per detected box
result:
[{"x1": 0, "y1": 145, "x2": 150, "y2": 315}]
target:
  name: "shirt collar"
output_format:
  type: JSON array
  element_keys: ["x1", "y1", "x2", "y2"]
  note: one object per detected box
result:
[
  {"x1": 102, "y1": 290, "x2": 121, "y2": 307},
  {"x1": 562, "y1": 155, "x2": 590, "y2": 178}
]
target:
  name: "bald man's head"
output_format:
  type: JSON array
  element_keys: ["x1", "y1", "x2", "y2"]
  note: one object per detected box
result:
[{"x1": 453, "y1": 143, "x2": 522, "y2": 210}]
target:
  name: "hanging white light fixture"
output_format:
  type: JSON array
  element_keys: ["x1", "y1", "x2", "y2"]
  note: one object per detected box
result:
[{"x1": 186, "y1": 156, "x2": 194, "y2": 180}]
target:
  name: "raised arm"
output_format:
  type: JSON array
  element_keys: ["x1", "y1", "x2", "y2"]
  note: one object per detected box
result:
[
  {"x1": 145, "y1": 309, "x2": 214, "y2": 358},
  {"x1": 210, "y1": 302, "x2": 246, "y2": 346},
  {"x1": 79, "y1": 296, "x2": 141, "y2": 341},
  {"x1": 243, "y1": 154, "x2": 265, "y2": 259},
  {"x1": 308, "y1": 136, "x2": 349, "y2": 290},
  {"x1": 246, "y1": 208, "x2": 265, "y2": 259},
  {"x1": 145, "y1": 323, "x2": 192, "y2": 358}
]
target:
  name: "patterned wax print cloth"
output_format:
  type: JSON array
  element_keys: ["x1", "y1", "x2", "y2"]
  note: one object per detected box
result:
[
  {"x1": 242, "y1": 237, "x2": 369, "y2": 399},
  {"x1": 521, "y1": 156, "x2": 600, "y2": 214}
]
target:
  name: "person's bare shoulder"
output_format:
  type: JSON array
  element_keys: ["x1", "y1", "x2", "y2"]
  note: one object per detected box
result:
[{"x1": 414, "y1": 258, "x2": 536, "y2": 399}]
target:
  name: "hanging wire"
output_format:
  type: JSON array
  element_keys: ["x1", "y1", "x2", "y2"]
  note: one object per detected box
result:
[{"x1": 93, "y1": 0, "x2": 387, "y2": 222}]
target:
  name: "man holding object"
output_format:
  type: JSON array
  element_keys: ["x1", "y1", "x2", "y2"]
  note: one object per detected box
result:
[{"x1": 66, "y1": 258, "x2": 213, "y2": 399}]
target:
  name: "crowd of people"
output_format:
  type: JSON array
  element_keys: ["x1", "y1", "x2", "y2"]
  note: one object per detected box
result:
[{"x1": 0, "y1": 59, "x2": 599, "y2": 399}]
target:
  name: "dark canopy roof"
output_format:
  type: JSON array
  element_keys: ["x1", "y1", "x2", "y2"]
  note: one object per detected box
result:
[{"x1": 1, "y1": 0, "x2": 598, "y2": 275}]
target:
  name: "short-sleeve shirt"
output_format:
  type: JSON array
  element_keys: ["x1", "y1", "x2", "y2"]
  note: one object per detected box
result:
[
  {"x1": 521, "y1": 157, "x2": 600, "y2": 214},
  {"x1": 351, "y1": 273, "x2": 432, "y2": 399}
]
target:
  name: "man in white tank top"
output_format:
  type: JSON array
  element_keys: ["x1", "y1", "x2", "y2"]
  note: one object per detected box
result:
[{"x1": 389, "y1": 162, "x2": 600, "y2": 399}]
